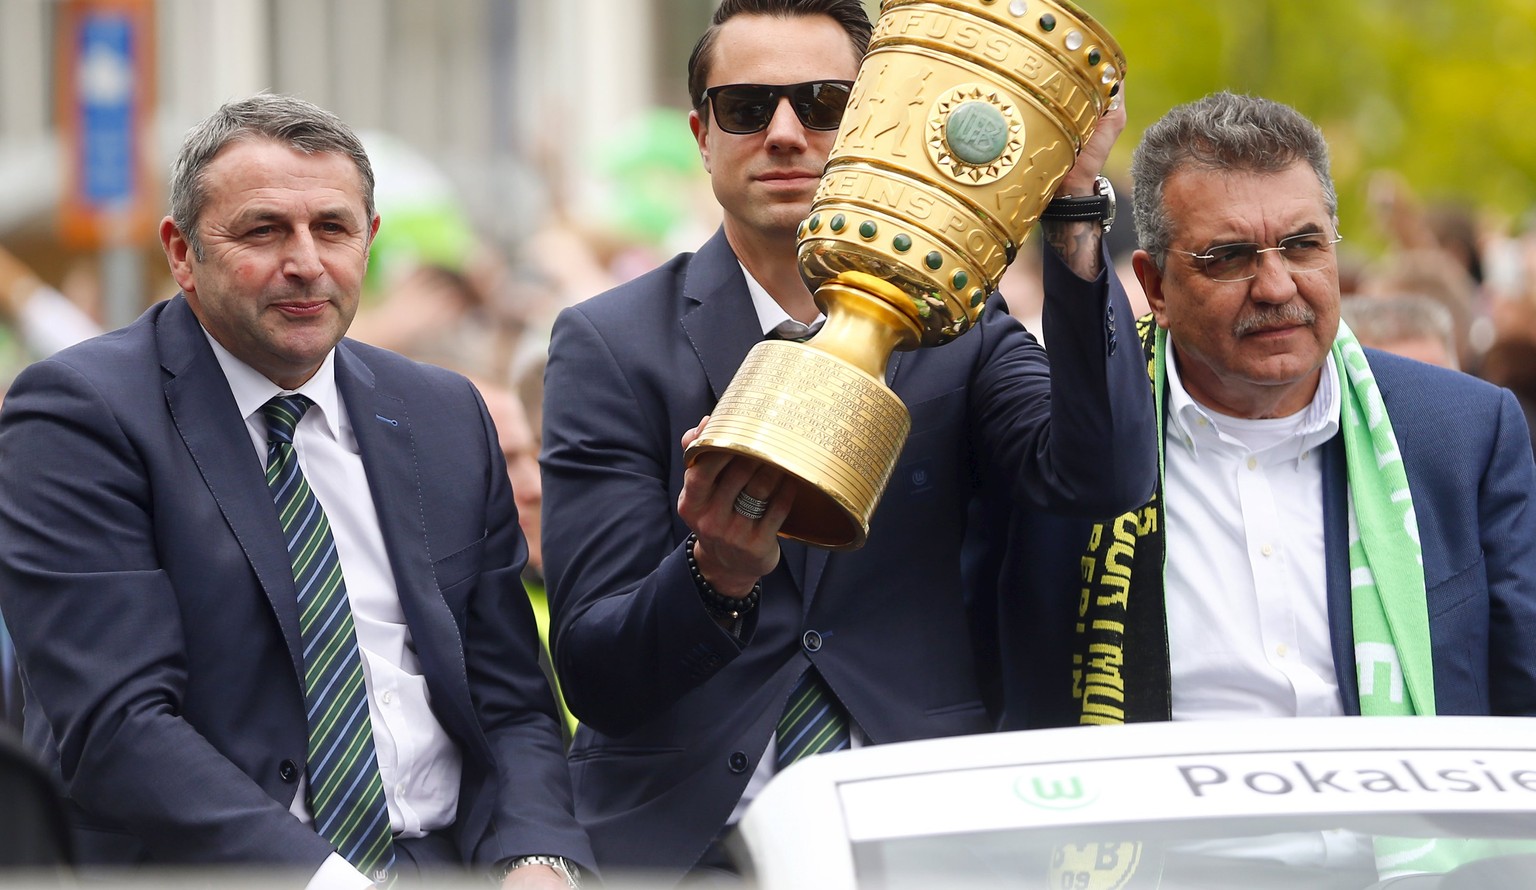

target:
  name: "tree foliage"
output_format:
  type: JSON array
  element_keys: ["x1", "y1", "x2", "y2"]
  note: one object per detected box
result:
[{"x1": 1081, "y1": 0, "x2": 1536, "y2": 244}]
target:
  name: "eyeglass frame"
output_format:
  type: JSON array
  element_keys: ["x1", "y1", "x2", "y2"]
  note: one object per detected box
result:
[
  {"x1": 698, "y1": 80, "x2": 855, "y2": 135},
  {"x1": 1167, "y1": 230, "x2": 1344, "y2": 283}
]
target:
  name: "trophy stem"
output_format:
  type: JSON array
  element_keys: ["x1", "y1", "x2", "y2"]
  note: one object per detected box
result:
[
  {"x1": 805, "y1": 274, "x2": 924, "y2": 378},
  {"x1": 683, "y1": 275, "x2": 921, "y2": 550}
]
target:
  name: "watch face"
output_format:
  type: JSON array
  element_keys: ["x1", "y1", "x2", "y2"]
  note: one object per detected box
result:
[{"x1": 1095, "y1": 175, "x2": 1116, "y2": 233}]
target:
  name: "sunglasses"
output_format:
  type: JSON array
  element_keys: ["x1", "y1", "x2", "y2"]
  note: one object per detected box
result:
[{"x1": 700, "y1": 80, "x2": 854, "y2": 135}]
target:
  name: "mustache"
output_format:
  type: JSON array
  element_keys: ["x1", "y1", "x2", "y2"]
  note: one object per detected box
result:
[{"x1": 1233, "y1": 303, "x2": 1316, "y2": 337}]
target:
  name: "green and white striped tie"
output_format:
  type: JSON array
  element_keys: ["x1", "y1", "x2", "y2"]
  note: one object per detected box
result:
[
  {"x1": 263, "y1": 395, "x2": 394, "y2": 882},
  {"x1": 775, "y1": 667, "x2": 850, "y2": 770}
]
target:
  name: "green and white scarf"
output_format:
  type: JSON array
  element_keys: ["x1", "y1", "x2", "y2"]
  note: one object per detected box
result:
[
  {"x1": 1335, "y1": 323, "x2": 1433, "y2": 717},
  {"x1": 1069, "y1": 317, "x2": 1481, "y2": 877},
  {"x1": 1071, "y1": 317, "x2": 1434, "y2": 724}
]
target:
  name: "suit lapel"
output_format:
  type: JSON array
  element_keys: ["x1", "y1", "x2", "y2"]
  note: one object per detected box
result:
[
  {"x1": 336, "y1": 347, "x2": 480, "y2": 741},
  {"x1": 679, "y1": 229, "x2": 766, "y2": 402},
  {"x1": 1321, "y1": 432, "x2": 1360, "y2": 714},
  {"x1": 679, "y1": 230, "x2": 815, "y2": 592},
  {"x1": 159, "y1": 296, "x2": 306, "y2": 679}
]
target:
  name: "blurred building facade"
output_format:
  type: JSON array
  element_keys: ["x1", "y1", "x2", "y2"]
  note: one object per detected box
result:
[{"x1": 0, "y1": 0, "x2": 716, "y2": 316}]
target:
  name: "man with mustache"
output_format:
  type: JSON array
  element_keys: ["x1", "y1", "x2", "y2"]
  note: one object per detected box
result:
[
  {"x1": 0, "y1": 94, "x2": 591, "y2": 888},
  {"x1": 1006, "y1": 91, "x2": 1536, "y2": 873},
  {"x1": 540, "y1": 0, "x2": 1156, "y2": 879}
]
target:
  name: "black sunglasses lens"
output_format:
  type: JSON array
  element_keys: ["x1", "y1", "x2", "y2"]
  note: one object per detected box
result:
[
  {"x1": 794, "y1": 82, "x2": 851, "y2": 130},
  {"x1": 712, "y1": 86, "x2": 776, "y2": 134},
  {"x1": 709, "y1": 82, "x2": 852, "y2": 134}
]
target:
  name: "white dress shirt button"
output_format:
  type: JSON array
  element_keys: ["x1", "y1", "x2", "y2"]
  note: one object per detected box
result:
[
  {"x1": 1261, "y1": 543, "x2": 1274, "y2": 557},
  {"x1": 1247, "y1": 456, "x2": 1259, "y2": 471}
]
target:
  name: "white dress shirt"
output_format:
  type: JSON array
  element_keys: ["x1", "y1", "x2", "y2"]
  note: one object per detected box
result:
[
  {"x1": 206, "y1": 334, "x2": 461, "y2": 888},
  {"x1": 742, "y1": 262, "x2": 825, "y2": 339},
  {"x1": 1163, "y1": 348, "x2": 1371, "y2": 869}
]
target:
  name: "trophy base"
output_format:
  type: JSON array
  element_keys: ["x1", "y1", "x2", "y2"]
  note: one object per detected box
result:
[{"x1": 688, "y1": 339, "x2": 911, "y2": 550}]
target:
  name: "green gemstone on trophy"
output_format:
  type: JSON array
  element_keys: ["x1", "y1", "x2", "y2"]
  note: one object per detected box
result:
[
  {"x1": 1089, "y1": 49, "x2": 1102, "y2": 65},
  {"x1": 971, "y1": 288, "x2": 987, "y2": 307},
  {"x1": 893, "y1": 234, "x2": 913, "y2": 253},
  {"x1": 797, "y1": 221, "x2": 806, "y2": 238},
  {"x1": 945, "y1": 101, "x2": 1009, "y2": 166},
  {"x1": 1040, "y1": 13, "x2": 1056, "y2": 31},
  {"x1": 925, "y1": 251, "x2": 943, "y2": 270},
  {"x1": 831, "y1": 214, "x2": 846, "y2": 232},
  {"x1": 952, "y1": 270, "x2": 969, "y2": 289},
  {"x1": 860, "y1": 220, "x2": 878, "y2": 239},
  {"x1": 809, "y1": 214, "x2": 821, "y2": 232}
]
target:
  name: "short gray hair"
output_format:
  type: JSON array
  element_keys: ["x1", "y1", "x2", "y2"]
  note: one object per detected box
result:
[
  {"x1": 1130, "y1": 91, "x2": 1337, "y2": 267},
  {"x1": 169, "y1": 93, "x2": 375, "y2": 261}
]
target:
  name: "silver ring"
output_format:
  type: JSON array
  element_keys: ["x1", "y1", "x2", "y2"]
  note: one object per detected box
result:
[{"x1": 733, "y1": 491, "x2": 769, "y2": 521}]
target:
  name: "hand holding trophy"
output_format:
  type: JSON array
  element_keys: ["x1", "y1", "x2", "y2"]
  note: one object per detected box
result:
[{"x1": 686, "y1": 0, "x2": 1125, "y2": 549}]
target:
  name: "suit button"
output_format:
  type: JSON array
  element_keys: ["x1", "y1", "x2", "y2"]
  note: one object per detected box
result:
[
  {"x1": 279, "y1": 759, "x2": 299, "y2": 783},
  {"x1": 728, "y1": 751, "x2": 750, "y2": 773},
  {"x1": 1108, "y1": 334, "x2": 1118, "y2": 355},
  {"x1": 802, "y1": 630, "x2": 822, "y2": 652}
]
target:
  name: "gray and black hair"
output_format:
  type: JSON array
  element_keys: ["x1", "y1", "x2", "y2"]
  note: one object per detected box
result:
[
  {"x1": 1130, "y1": 91, "x2": 1337, "y2": 267},
  {"x1": 686, "y1": 0, "x2": 873, "y2": 109},
  {"x1": 168, "y1": 93, "x2": 376, "y2": 261}
]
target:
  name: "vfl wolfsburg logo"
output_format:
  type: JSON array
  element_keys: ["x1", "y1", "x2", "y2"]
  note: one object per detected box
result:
[{"x1": 1014, "y1": 773, "x2": 1099, "y2": 810}]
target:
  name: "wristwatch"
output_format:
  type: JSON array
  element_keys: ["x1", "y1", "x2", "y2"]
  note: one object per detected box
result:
[
  {"x1": 495, "y1": 855, "x2": 581, "y2": 888},
  {"x1": 1039, "y1": 174, "x2": 1115, "y2": 234}
]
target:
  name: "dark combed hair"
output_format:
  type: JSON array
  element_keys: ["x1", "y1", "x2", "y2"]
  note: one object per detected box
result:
[{"x1": 686, "y1": 0, "x2": 873, "y2": 108}]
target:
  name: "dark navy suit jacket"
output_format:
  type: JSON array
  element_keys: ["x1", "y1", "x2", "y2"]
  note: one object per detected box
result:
[
  {"x1": 997, "y1": 347, "x2": 1536, "y2": 730},
  {"x1": 0, "y1": 296, "x2": 592, "y2": 872},
  {"x1": 540, "y1": 228, "x2": 1156, "y2": 877}
]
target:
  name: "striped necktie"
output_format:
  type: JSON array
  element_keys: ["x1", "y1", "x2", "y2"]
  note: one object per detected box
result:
[
  {"x1": 775, "y1": 667, "x2": 850, "y2": 770},
  {"x1": 263, "y1": 395, "x2": 395, "y2": 882}
]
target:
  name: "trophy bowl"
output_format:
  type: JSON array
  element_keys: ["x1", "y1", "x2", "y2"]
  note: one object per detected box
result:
[{"x1": 687, "y1": 0, "x2": 1125, "y2": 550}]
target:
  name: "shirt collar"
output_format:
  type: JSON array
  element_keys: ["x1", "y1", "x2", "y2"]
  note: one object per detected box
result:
[
  {"x1": 202, "y1": 329, "x2": 343, "y2": 441},
  {"x1": 740, "y1": 262, "x2": 825, "y2": 338},
  {"x1": 1164, "y1": 342, "x2": 1340, "y2": 462}
]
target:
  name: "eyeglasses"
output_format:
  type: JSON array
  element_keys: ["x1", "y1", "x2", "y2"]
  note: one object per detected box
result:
[
  {"x1": 700, "y1": 80, "x2": 854, "y2": 135},
  {"x1": 1170, "y1": 231, "x2": 1344, "y2": 282}
]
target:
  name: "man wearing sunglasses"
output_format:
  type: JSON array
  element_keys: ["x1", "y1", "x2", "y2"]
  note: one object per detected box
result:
[
  {"x1": 540, "y1": 0, "x2": 1156, "y2": 879},
  {"x1": 1010, "y1": 93, "x2": 1536, "y2": 865}
]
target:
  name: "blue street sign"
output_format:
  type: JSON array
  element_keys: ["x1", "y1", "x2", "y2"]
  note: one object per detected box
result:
[{"x1": 77, "y1": 11, "x2": 137, "y2": 209}]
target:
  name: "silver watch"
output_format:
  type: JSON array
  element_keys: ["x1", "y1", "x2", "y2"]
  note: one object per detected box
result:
[
  {"x1": 498, "y1": 855, "x2": 580, "y2": 888},
  {"x1": 1039, "y1": 173, "x2": 1116, "y2": 234}
]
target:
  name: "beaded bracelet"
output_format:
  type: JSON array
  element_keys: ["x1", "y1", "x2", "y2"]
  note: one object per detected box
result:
[{"x1": 685, "y1": 532, "x2": 761, "y2": 620}]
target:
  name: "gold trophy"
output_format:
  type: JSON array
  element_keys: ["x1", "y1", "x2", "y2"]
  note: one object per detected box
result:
[{"x1": 687, "y1": 0, "x2": 1125, "y2": 549}]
